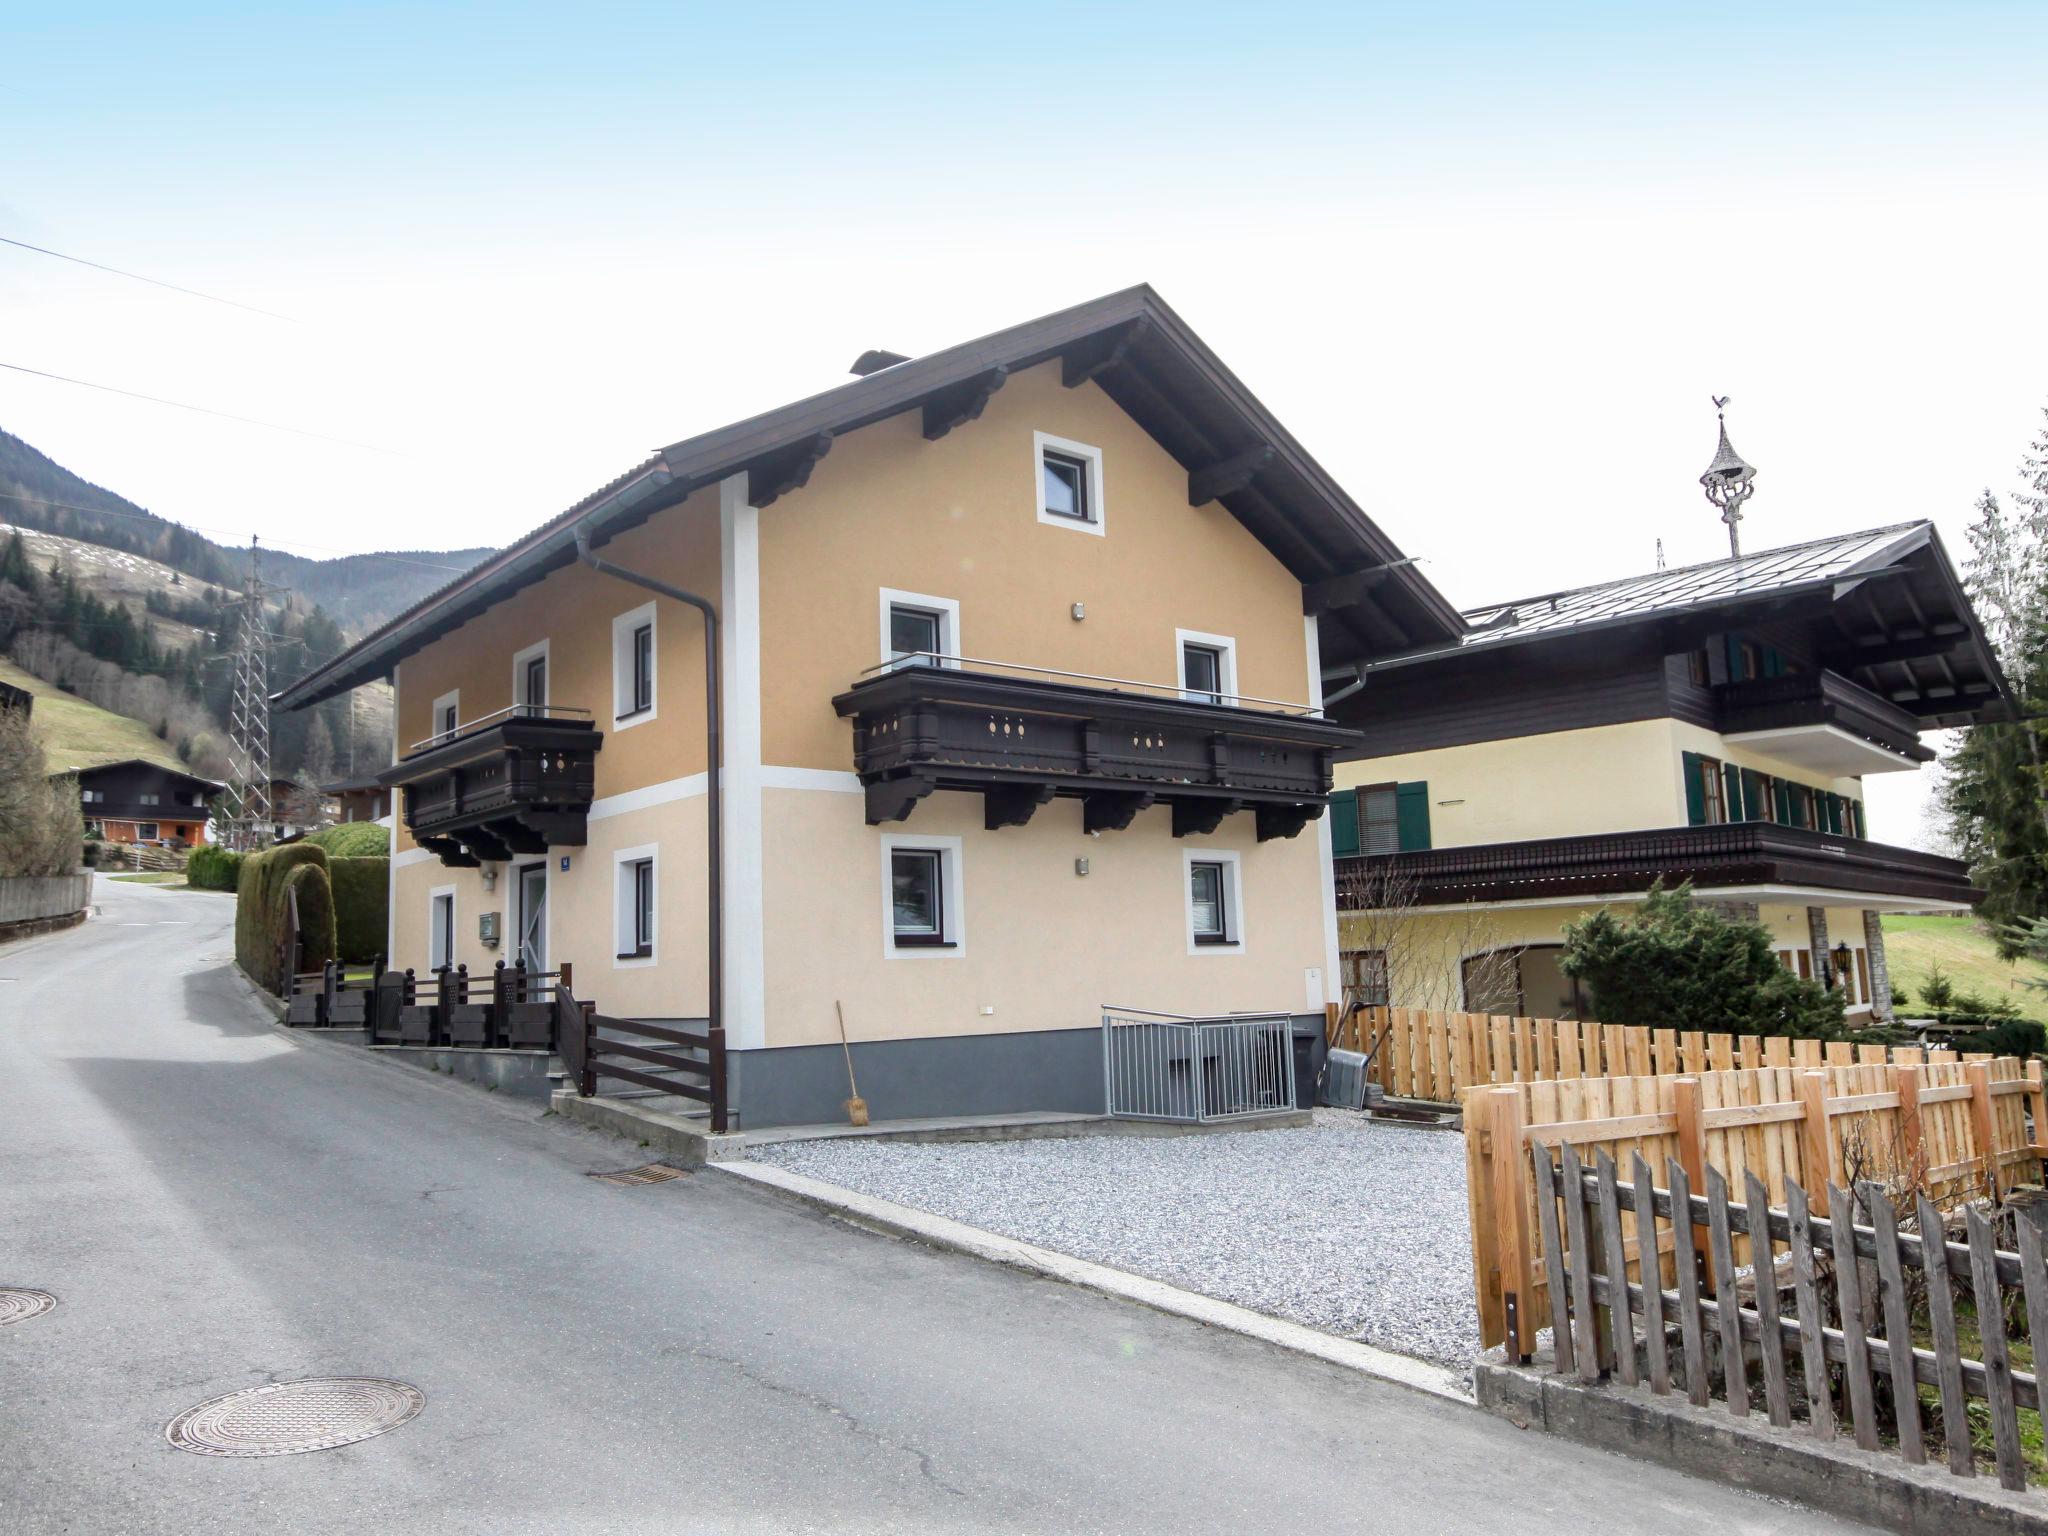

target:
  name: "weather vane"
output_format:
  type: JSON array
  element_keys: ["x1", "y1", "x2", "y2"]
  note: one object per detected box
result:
[{"x1": 1700, "y1": 396, "x2": 1758, "y2": 558}]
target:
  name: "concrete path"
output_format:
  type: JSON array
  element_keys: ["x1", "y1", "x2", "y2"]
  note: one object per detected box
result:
[{"x1": 0, "y1": 876, "x2": 1874, "y2": 1534}]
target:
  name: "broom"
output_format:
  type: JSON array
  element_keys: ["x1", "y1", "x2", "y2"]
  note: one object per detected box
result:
[{"x1": 835, "y1": 999, "x2": 870, "y2": 1127}]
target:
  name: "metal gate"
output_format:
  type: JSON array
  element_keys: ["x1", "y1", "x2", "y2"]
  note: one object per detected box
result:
[{"x1": 1101, "y1": 1008, "x2": 1295, "y2": 1123}]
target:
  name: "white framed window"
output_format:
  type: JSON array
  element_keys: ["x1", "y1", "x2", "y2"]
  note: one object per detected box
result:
[
  {"x1": 136, "y1": 821, "x2": 160, "y2": 842},
  {"x1": 611, "y1": 601, "x2": 657, "y2": 729},
  {"x1": 431, "y1": 689, "x2": 460, "y2": 743},
  {"x1": 1175, "y1": 629, "x2": 1239, "y2": 706},
  {"x1": 1034, "y1": 431, "x2": 1106, "y2": 535},
  {"x1": 613, "y1": 843, "x2": 658, "y2": 967},
  {"x1": 881, "y1": 832, "x2": 964, "y2": 959},
  {"x1": 428, "y1": 885, "x2": 456, "y2": 971},
  {"x1": 81, "y1": 789, "x2": 103, "y2": 803},
  {"x1": 879, "y1": 587, "x2": 961, "y2": 671},
  {"x1": 139, "y1": 792, "x2": 160, "y2": 806},
  {"x1": 511, "y1": 638, "x2": 550, "y2": 716},
  {"x1": 1183, "y1": 847, "x2": 1244, "y2": 955}
]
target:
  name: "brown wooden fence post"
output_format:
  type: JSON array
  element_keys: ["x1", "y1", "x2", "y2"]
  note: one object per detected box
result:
[
  {"x1": 2029, "y1": 1058, "x2": 2047, "y2": 1161},
  {"x1": 1896, "y1": 1064, "x2": 1925, "y2": 1187},
  {"x1": 1672, "y1": 1075, "x2": 1711, "y2": 1287},
  {"x1": 1797, "y1": 1070, "x2": 1832, "y2": 1218},
  {"x1": 1484, "y1": 1087, "x2": 1535, "y2": 1363},
  {"x1": 1967, "y1": 1060, "x2": 2003, "y2": 1202}
]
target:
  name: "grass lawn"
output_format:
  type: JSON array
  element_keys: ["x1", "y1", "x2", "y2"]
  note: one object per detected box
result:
[
  {"x1": 107, "y1": 873, "x2": 187, "y2": 886},
  {"x1": 1881, "y1": 912, "x2": 2048, "y2": 1020},
  {"x1": 0, "y1": 657, "x2": 186, "y2": 774}
]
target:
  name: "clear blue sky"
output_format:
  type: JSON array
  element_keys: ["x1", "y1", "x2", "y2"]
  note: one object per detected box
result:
[{"x1": 5, "y1": 3, "x2": 2047, "y2": 837}]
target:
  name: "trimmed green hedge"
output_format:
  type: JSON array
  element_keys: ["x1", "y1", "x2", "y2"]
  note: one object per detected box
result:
[
  {"x1": 235, "y1": 843, "x2": 336, "y2": 992},
  {"x1": 307, "y1": 822, "x2": 390, "y2": 857},
  {"x1": 187, "y1": 844, "x2": 243, "y2": 891},
  {"x1": 329, "y1": 855, "x2": 389, "y2": 965}
]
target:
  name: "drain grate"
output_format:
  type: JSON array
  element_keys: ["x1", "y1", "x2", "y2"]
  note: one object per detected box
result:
[
  {"x1": 166, "y1": 1378, "x2": 424, "y2": 1457},
  {"x1": 0, "y1": 1289, "x2": 56, "y2": 1326},
  {"x1": 586, "y1": 1163, "x2": 686, "y2": 1186}
]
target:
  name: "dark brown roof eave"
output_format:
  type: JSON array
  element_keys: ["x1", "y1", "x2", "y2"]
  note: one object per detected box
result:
[{"x1": 274, "y1": 284, "x2": 1462, "y2": 711}]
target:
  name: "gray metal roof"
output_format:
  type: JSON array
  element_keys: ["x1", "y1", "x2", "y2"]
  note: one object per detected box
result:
[{"x1": 1458, "y1": 522, "x2": 1928, "y2": 647}]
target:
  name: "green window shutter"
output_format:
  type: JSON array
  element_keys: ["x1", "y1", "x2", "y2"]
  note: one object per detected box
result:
[
  {"x1": 1723, "y1": 762, "x2": 1743, "y2": 820},
  {"x1": 1682, "y1": 752, "x2": 1706, "y2": 825},
  {"x1": 1724, "y1": 634, "x2": 1743, "y2": 679},
  {"x1": 1829, "y1": 795, "x2": 1845, "y2": 835},
  {"x1": 1850, "y1": 799, "x2": 1864, "y2": 839},
  {"x1": 1330, "y1": 788, "x2": 1360, "y2": 857},
  {"x1": 1740, "y1": 768, "x2": 1765, "y2": 821},
  {"x1": 1764, "y1": 646, "x2": 1786, "y2": 679},
  {"x1": 1395, "y1": 781, "x2": 1432, "y2": 852},
  {"x1": 1773, "y1": 779, "x2": 1791, "y2": 823}
]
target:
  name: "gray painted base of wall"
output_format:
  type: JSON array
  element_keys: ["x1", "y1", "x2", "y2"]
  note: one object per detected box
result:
[
  {"x1": 1475, "y1": 1352, "x2": 2045, "y2": 1535},
  {"x1": 371, "y1": 1045, "x2": 560, "y2": 1100},
  {"x1": 729, "y1": 1014, "x2": 1328, "y2": 1130},
  {"x1": 0, "y1": 907, "x2": 87, "y2": 944}
]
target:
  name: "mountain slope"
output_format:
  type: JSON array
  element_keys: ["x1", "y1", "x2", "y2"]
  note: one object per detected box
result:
[
  {"x1": 0, "y1": 656, "x2": 186, "y2": 774},
  {"x1": 0, "y1": 428, "x2": 490, "y2": 636}
]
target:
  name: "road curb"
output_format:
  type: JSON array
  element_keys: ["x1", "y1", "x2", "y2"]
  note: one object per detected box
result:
[{"x1": 714, "y1": 1159, "x2": 1472, "y2": 1407}]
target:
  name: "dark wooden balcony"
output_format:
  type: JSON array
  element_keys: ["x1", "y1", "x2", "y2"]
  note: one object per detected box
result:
[
  {"x1": 1715, "y1": 669, "x2": 1932, "y2": 774},
  {"x1": 379, "y1": 705, "x2": 602, "y2": 867},
  {"x1": 1336, "y1": 821, "x2": 1978, "y2": 909},
  {"x1": 831, "y1": 656, "x2": 1362, "y2": 840}
]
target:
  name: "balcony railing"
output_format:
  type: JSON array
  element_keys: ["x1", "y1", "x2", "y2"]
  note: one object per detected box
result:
[
  {"x1": 1335, "y1": 821, "x2": 1977, "y2": 909},
  {"x1": 832, "y1": 654, "x2": 1362, "y2": 839},
  {"x1": 380, "y1": 705, "x2": 602, "y2": 867},
  {"x1": 1715, "y1": 669, "x2": 1932, "y2": 764}
]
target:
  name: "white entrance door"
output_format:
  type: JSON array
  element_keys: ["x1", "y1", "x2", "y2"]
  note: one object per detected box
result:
[{"x1": 518, "y1": 864, "x2": 547, "y2": 975}]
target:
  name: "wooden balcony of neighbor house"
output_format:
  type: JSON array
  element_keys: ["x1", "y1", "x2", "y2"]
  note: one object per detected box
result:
[
  {"x1": 1335, "y1": 821, "x2": 1978, "y2": 910},
  {"x1": 831, "y1": 654, "x2": 1362, "y2": 840},
  {"x1": 1714, "y1": 669, "x2": 1933, "y2": 776},
  {"x1": 379, "y1": 704, "x2": 603, "y2": 867}
]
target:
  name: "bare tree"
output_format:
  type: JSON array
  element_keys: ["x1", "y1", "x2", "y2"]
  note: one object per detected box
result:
[
  {"x1": 0, "y1": 707, "x2": 84, "y2": 877},
  {"x1": 1335, "y1": 860, "x2": 1526, "y2": 1015}
]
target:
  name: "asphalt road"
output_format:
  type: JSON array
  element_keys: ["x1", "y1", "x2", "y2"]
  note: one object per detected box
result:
[{"x1": 0, "y1": 876, "x2": 1872, "y2": 1534}]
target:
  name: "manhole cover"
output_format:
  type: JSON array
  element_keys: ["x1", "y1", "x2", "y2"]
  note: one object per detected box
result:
[
  {"x1": 166, "y1": 1378, "x2": 424, "y2": 1457},
  {"x1": 0, "y1": 1289, "x2": 56, "y2": 1326},
  {"x1": 587, "y1": 1163, "x2": 686, "y2": 1186}
]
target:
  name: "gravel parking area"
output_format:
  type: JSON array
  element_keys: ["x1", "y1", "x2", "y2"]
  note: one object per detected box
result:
[{"x1": 754, "y1": 1109, "x2": 1480, "y2": 1367}]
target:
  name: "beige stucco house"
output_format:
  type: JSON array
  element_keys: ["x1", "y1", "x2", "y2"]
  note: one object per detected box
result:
[
  {"x1": 1323, "y1": 522, "x2": 2010, "y2": 1025},
  {"x1": 275, "y1": 287, "x2": 1460, "y2": 1126}
]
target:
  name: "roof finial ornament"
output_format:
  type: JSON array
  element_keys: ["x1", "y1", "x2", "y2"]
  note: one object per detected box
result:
[{"x1": 1700, "y1": 395, "x2": 1757, "y2": 558}]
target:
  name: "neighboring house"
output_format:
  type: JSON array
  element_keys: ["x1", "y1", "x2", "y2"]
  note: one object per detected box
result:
[
  {"x1": 268, "y1": 776, "x2": 333, "y2": 840},
  {"x1": 72, "y1": 759, "x2": 221, "y2": 846},
  {"x1": 324, "y1": 774, "x2": 391, "y2": 824},
  {"x1": 274, "y1": 285, "x2": 1461, "y2": 1127},
  {"x1": 0, "y1": 678, "x2": 30, "y2": 716},
  {"x1": 1325, "y1": 521, "x2": 2009, "y2": 1025}
]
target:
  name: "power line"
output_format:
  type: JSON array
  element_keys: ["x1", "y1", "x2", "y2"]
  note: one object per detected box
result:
[
  {"x1": 0, "y1": 489, "x2": 466, "y2": 572},
  {"x1": 0, "y1": 360, "x2": 400, "y2": 455},
  {"x1": 0, "y1": 235, "x2": 297, "y2": 322}
]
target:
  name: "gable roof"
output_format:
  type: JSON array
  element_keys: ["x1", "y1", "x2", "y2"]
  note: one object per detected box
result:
[
  {"x1": 67, "y1": 758, "x2": 225, "y2": 794},
  {"x1": 274, "y1": 285, "x2": 1462, "y2": 711},
  {"x1": 1356, "y1": 520, "x2": 2016, "y2": 728}
]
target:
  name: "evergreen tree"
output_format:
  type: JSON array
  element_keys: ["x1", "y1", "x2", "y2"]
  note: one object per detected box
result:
[{"x1": 1941, "y1": 478, "x2": 2048, "y2": 951}]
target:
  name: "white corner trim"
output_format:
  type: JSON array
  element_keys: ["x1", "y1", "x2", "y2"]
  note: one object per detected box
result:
[
  {"x1": 510, "y1": 636, "x2": 550, "y2": 711},
  {"x1": 720, "y1": 473, "x2": 768, "y2": 1048},
  {"x1": 587, "y1": 772, "x2": 710, "y2": 822},
  {"x1": 878, "y1": 586, "x2": 963, "y2": 670},
  {"x1": 880, "y1": 832, "x2": 965, "y2": 960},
  {"x1": 387, "y1": 662, "x2": 402, "y2": 962},
  {"x1": 610, "y1": 600, "x2": 658, "y2": 731},
  {"x1": 1176, "y1": 627, "x2": 1239, "y2": 705},
  {"x1": 427, "y1": 883, "x2": 457, "y2": 971},
  {"x1": 612, "y1": 841, "x2": 659, "y2": 970},
  {"x1": 760, "y1": 765, "x2": 863, "y2": 794},
  {"x1": 1033, "y1": 430, "x2": 1106, "y2": 536},
  {"x1": 1306, "y1": 614, "x2": 1341, "y2": 1000},
  {"x1": 1183, "y1": 846, "x2": 1245, "y2": 956}
]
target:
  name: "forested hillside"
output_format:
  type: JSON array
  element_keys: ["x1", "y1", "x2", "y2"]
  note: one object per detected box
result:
[{"x1": 0, "y1": 429, "x2": 466, "y2": 782}]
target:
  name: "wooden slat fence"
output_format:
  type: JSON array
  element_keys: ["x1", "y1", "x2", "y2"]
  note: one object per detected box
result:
[
  {"x1": 1540, "y1": 1147, "x2": 2048, "y2": 1490},
  {"x1": 1467, "y1": 1056, "x2": 2048, "y2": 1354},
  {"x1": 1330, "y1": 1003, "x2": 1961, "y2": 1104}
]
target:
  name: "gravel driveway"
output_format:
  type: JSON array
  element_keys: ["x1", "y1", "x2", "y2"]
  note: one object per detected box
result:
[{"x1": 754, "y1": 1109, "x2": 1480, "y2": 1367}]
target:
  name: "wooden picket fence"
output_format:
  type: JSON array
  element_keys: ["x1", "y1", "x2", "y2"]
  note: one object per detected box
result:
[
  {"x1": 1540, "y1": 1146, "x2": 2048, "y2": 1490},
  {"x1": 1465, "y1": 1055, "x2": 2047, "y2": 1354},
  {"x1": 1328, "y1": 1003, "x2": 1958, "y2": 1105}
]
